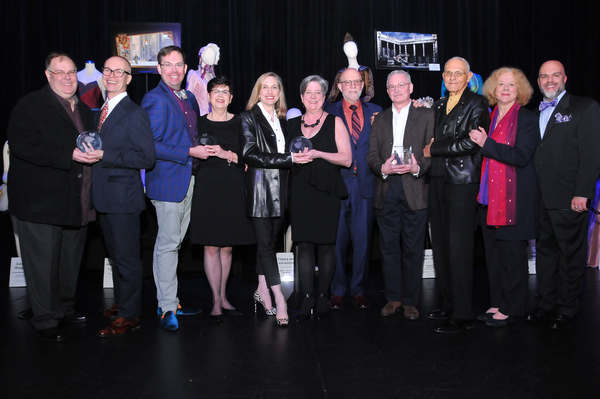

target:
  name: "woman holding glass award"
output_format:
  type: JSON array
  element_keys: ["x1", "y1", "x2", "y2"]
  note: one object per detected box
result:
[
  {"x1": 240, "y1": 72, "x2": 312, "y2": 327},
  {"x1": 190, "y1": 76, "x2": 255, "y2": 319},
  {"x1": 468, "y1": 67, "x2": 538, "y2": 327},
  {"x1": 288, "y1": 75, "x2": 352, "y2": 318}
]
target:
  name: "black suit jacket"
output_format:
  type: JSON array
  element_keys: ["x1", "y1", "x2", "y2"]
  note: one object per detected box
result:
[
  {"x1": 481, "y1": 108, "x2": 539, "y2": 240},
  {"x1": 368, "y1": 104, "x2": 435, "y2": 210},
  {"x1": 92, "y1": 95, "x2": 155, "y2": 213},
  {"x1": 7, "y1": 85, "x2": 93, "y2": 226},
  {"x1": 534, "y1": 93, "x2": 600, "y2": 209}
]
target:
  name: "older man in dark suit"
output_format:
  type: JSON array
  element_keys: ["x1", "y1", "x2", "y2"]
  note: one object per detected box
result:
[
  {"x1": 92, "y1": 56, "x2": 155, "y2": 337},
  {"x1": 8, "y1": 52, "x2": 99, "y2": 342},
  {"x1": 531, "y1": 60, "x2": 600, "y2": 329},
  {"x1": 325, "y1": 68, "x2": 382, "y2": 310},
  {"x1": 368, "y1": 70, "x2": 434, "y2": 320}
]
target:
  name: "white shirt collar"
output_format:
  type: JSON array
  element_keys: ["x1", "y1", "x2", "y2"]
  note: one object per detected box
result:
[{"x1": 104, "y1": 92, "x2": 128, "y2": 118}]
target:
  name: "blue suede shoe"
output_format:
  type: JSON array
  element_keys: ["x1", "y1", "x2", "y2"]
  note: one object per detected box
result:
[
  {"x1": 160, "y1": 311, "x2": 179, "y2": 332},
  {"x1": 157, "y1": 304, "x2": 202, "y2": 317}
]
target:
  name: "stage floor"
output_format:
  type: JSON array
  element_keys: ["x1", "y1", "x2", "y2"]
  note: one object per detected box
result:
[{"x1": 1, "y1": 214, "x2": 599, "y2": 399}]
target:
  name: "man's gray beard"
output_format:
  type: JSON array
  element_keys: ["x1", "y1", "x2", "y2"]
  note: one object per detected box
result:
[{"x1": 540, "y1": 84, "x2": 565, "y2": 100}]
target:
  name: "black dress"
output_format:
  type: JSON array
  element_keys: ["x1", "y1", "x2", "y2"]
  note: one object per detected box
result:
[
  {"x1": 191, "y1": 115, "x2": 255, "y2": 246},
  {"x1": 289, "y1": 114, "x2": 347, "y2": 244}
]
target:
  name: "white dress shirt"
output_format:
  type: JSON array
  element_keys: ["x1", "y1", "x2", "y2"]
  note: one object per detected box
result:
[
  {"x1": 102, "y1": 92, "x2": 128, "y2": 119},
  {"x1": 257, "y1": 102, "x2": 285, "y2": 153}
]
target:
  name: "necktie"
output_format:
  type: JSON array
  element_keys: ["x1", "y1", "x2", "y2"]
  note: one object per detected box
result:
[
  {"x1": 98, "y1": 102, "x2": 108, "y2": 130},
  {"x1": 539, "y1": 98, "x2": 558, "y2": 112},
  {"x1": 173, "y1": 89, "x2": 188, "y2": 100},
  {"x1": 349, "y1": 104, "x2": 361, "y2": 144}
]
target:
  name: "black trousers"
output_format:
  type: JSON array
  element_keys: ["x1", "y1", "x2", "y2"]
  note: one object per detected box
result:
[
  {"x1": 252, "y1": 217, "x2": 284, "y2": 287},
  {"x1": 536, "y1": 207, "x2": 588, "y2": 317},
  {"x1": 376, "y1": 176, "x2": 428, "y2": 306},
  {"x1": 99, "y1": 212, "x2": 143, "y2": 319},
  {"x1": 429, "y1": 177, "x2": 479, "y2": 320},
  {"x1": 13, "y1": 217, "x2": 87, "y2": 330},
  {"x1": 479, "y1": 207, "x2": 529, "y2": 317}
]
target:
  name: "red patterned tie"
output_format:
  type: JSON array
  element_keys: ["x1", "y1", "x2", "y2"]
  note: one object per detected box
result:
[
  {"x1": 349, "y1": 104, "x2": 361, "y2": 144},
  {"x1": 98, "y1": 103, "x2": 108, "y2": 130}
]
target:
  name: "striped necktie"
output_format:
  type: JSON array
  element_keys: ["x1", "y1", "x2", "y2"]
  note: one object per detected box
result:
[
  {"x1": 98, "y1": 102, "x2": 108, "y2": 130},
  {"x1": 349, "y1": 104, "x2": 361, "y2": 144}
]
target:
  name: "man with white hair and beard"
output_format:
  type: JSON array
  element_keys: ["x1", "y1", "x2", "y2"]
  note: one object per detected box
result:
[{"x1": 530, "y1": 60, "x2": 600, "y2": 330}]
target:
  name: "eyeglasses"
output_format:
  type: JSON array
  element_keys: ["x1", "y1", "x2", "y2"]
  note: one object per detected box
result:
[
  {"x1": 387, "y1": 82, "x2": 411, "y2": 90},
  {"x1": 47, "y1": 69, "x2": 77, "y2": 78},
  {"x1": 102, "y1": 67, "x2": 131, "y2": 77},
  {"x1": 160, "y1": 62, "x2": 185, "y2": 70},
  {"x1": 340, "y1": 79, "x2": 363, "y2": 87},
  {"x1": 211, "y1": 89, "x2": 231, "y2": 95},
  {"x1": 443, "y1": 71, "x2": 466, "y2": 79}
]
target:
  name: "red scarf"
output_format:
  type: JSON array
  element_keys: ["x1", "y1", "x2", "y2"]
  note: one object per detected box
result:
[{"x1": 481, "y1": 103, "x2": 519, "y2": 226}]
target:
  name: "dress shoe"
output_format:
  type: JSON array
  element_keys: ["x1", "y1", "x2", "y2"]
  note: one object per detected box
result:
[
  {"x1": 476, "y1": 312, "x2": 495, "y2": 322},
  {"x1": 550, "y1": 314, "x2": 573, "y2": 330},
  {"x1": 98, "y1": 317, "x2": 141, "y2": 337},
  {"x1": 18, "y1": 308, "x2": 33, "y2": 320},
  {"x1": 427, "y1": 309, "x2": 450, "y2": 321},
  {"x1": 434, "y1": 319, "x2": 474, "y2": 334},
  {"x1": 157, "y1": 304, "x2": 202, "y2": 317},
  {"x1": 63, "y1": 312, "x2": 87, "y2": 325},
  {"x1": 160, "y1": 311, "x2": 179, "y2": 332},
  {"x1": 103, "y1": 304, "x2": 119, "y2": 319},
  {"x1": 329, "y1": 295, "x2": 344, "y2": 310},
  {"x1": 353, "y1": 295, "x2": 369, "y2": 310},
  {"x1": 380, "y1": 301, "x2": 403, "y2": 317},
  {"x1": 485, "y1": 316, "x2": 517, "y2": 328},
  {"x1": 38, "y1": 327, "x2": 65, "y2": 343},
  {"x1": 403, "y1": 305, "x2": 420, "y2": 320},
  {"x1": 526, "y1": 308, "x2": 552, "y2": 323}
]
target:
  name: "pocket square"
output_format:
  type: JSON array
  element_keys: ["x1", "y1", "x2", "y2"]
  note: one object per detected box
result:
[{"x1": 554, "y1": 112, "x2": 572, "y2": 123}]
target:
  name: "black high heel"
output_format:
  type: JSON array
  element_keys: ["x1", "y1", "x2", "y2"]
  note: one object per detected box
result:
[
  {"x1": 299, "y1": 293, "x2": 315, "y2": 319},
  {"x1": 316, "y1": 293, "x2": 330, "y2": 316}
]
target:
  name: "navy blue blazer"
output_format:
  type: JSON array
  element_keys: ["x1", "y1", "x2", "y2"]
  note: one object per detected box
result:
[
  {"x1": 325, "y1": 100, "x2": 382, "y2": 199},
  {"x1": 92, "y1": 95, "x2": 155, "y2": 213}
]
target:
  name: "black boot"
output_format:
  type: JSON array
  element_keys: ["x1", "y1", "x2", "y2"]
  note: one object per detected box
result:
[{"x1": 299, "y1": 293, "x2": 315, "y2": 319}]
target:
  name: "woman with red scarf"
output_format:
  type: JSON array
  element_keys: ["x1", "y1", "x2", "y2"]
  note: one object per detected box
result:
[{"x1": 469, "y1": 67, "x2": 539, "y2": 327}]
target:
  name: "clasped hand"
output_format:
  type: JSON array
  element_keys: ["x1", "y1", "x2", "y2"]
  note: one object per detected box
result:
[
  {"x1": 381, "y1": 153, "x2": 418, "y2": 175},
  {"x1": 72, "y1": 142, "x2": 103, "y2": 164},
  {"x1": 468, "y1": 126, "x2": 487, "y2": 147},
  {"x1": 292, "y1": 148, "x2": 315, "y2": 164}
]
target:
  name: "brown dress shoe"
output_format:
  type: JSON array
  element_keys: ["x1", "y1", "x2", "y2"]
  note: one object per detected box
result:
[
  {"x1": 98, "y1": 317, "x2": 141, "y2": 338},
  {"x1": 103, "y1": 304, "x2": 119, "y2": 319},
  {"x1": 380, "y1": 301, "x2": 402, "y2": 317},
  {"x1": 403, "y1": 305, "x2": 420, "y2": 320}
]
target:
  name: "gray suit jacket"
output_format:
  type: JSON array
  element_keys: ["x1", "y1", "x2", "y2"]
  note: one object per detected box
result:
[{"x1": 367, "y1": 104, "x2": 435, "y2": 210}]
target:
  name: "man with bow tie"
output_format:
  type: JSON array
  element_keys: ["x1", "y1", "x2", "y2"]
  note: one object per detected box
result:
[
  {"x1": 531, "y1": 60, "x2": 600, "y2": 329},
  {"x1": 142, "y1": 46, "x2": 207, "y2": 332}
]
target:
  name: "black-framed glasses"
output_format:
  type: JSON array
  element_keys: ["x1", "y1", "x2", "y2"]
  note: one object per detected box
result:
[
  {"x1": 159, "y1": 62, "x2": 185, "y2": 70},
  {"x1": 102, "y1": 67, "x2": 131, "y2": 77},
  {"x1": 47, "y1": 69, "x2": 77, "y2": 78}
]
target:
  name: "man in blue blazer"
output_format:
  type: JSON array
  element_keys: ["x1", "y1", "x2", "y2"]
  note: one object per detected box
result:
[
  {"x1": 325, "y1": 68, "x2": 382, "y2": 309},
  {"x1": 92, "y1": 56, "x2": 155, "y2": 337},
  {"x1": 142, "y1": 46, "x2": 207, "y2": 331}
]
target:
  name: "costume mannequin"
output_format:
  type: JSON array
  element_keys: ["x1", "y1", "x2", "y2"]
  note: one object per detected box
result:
[
  {"x1": 186, "y1": 43, "x2": 220, "y2": 115},
  {"x1": 77, "y1": 60, "x2": 105, "y2": 110},
  {"x1": 328, "y1": 33, "x2": 375, "y2": 103}
]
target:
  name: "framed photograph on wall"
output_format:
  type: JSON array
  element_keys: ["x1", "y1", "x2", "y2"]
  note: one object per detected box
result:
[
  {"x1": 375, "y1": 31, "x2": 440, "y2": 71},
  {"x1": 110, "y1": 22, "x2": 181, "y2": 73}
]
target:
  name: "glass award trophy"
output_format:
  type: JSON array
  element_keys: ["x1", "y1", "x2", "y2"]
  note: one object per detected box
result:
[
  {"x1": 198, "y1": 132, "x2": 217, "y2": 146},
  {"x1": 392, "y1": 146, "x2": 413, "y2": 165},
  {"x1": 76, "y1": 131, "x2": 102, "y2": 152},
  {"x1": 289, "y1": 136, "x2": 313, "y2": 153}
]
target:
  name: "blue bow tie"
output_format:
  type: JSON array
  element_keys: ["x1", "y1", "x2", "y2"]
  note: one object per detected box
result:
[{"x1": 539, "y1": 98, "x2": 558, "y2": 111}]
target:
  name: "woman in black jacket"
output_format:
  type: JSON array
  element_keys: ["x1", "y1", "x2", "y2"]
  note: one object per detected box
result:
[{"x1": 240, "y1": 72, "x2": 311, "y2": 326}]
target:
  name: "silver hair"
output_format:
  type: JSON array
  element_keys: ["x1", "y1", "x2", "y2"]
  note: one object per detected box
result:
[
  {"x1": 300, "y1": 75, "x2": 329, "y2": 95},
  {"x1": 444, "y1": 56, "x2": 471, "y2": 72},
  {"x1": 386, "y1": 69, "x2": 412, "y2": 87}
]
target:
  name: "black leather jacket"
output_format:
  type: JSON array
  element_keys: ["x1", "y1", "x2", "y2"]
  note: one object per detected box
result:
[
  {"x1": 430, "y1": 90, "x2": 490, "y2": 184},
  {"x1": 240, "y1": 105, "x2": 293, "y2": 217}
]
